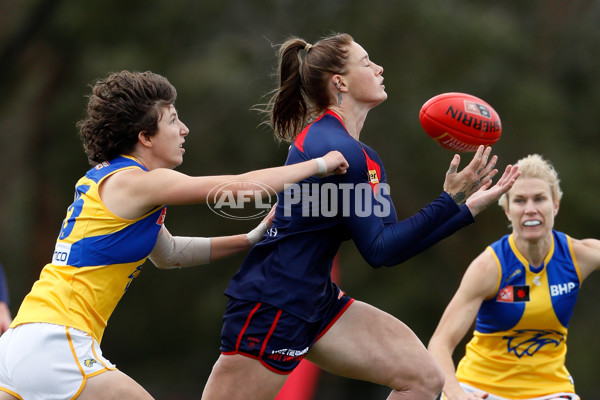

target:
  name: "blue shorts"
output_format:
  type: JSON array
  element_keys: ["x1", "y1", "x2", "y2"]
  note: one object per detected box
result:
[{"x1": 220, "y1": 292, "x2": 354, "y2": 374}]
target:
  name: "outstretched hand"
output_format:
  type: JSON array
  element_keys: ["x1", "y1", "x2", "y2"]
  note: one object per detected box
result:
[
  {"x1": 443, "y1": 146, "x2": 498, "y2": 205},
  {"x1": 465, "y1": 163, "x2": 520, "y2": 217}
]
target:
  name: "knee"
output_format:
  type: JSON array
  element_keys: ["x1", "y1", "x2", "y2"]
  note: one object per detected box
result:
[
  {"x1": 389, "y1": 355, "x2": 445, "y2": 397},
  {"x1": 413, "y1": 358, "x2": 444, "y2": 396},
  {"x1": 425, "y1": 361, "x2": 445, "y2": 395}
]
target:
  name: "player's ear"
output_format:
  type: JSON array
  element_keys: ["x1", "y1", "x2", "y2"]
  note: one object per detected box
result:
[
  {"x1": 138, "y1": 130, "x2": 152, "y2": 148},
  {"x1": 504, "y1": 203, "x2": 511, "y2": 221},
  {"x1": 331, "y1": 75, "x2": 345, "y2": 92}
]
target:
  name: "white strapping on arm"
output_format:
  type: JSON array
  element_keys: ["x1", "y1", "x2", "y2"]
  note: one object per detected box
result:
[
  {"x1": 149, "y1": 226, "x2": 211, "y2": 269},
  {"x1": 246, "y1": 221, "x2": 268, "y2": 245}
]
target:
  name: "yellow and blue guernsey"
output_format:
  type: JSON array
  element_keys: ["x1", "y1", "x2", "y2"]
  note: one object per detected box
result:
[
  {"x1": 456, "y1": 231, "x2": 582, "y2": 398},
  {"x1": 11, "y1": 155, "x2": 166, "y2": 343}
]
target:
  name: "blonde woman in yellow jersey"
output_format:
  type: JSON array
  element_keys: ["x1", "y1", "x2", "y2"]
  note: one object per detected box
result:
[
  {"x1": 428, "y1": 154, "x2": 600, "y2": 400},
  {"x1": 0, "y1": 70, "x2": 348, "y2": 400}
]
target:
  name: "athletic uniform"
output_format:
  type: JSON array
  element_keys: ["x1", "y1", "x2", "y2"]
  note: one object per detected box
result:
[
  {"x1": 0, "y1": 155, "x2": 165, "y2": 399},
  {"x1": 0, "y1": 263, "x2": 9, "y2": 307},
  {"x1": 454, "y1": 231, "x2": 581, "y2": 399},
  {"x1": 222, "y1": 110, "x2": 475, "y2": 372}
]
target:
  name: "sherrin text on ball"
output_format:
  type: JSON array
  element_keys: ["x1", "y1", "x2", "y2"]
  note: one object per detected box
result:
[{"x1": 419, "y1": 92, "x2": 501, "y2": 152}]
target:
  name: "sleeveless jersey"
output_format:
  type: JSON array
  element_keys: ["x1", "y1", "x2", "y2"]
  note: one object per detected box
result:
[
  {"x1": 11, "y1": 156, "x2": 166, "y2": 342},
  {"x1": 226, "y1": 111, "x2": 474, "y2": 322},
  {"x1": 456, "y1": 231, "x2": 582, "y2": 398}
]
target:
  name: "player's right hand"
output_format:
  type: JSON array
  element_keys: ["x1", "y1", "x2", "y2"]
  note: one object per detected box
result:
[{"x1": 443, "y1": 145, "x2": 497, "y2": 205}]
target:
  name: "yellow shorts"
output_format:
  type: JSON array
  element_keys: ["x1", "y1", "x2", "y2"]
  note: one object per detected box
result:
[{"x1": 0, "y1": 323, "x2": 116, "y2": 400}]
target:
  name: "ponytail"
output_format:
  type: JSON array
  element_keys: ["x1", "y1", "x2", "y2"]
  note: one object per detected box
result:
[{"x1": 256, "y1": 33, "x2": 353, "y2": 143}]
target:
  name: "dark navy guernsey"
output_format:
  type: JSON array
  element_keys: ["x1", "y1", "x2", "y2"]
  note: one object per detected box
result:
[{"x1": 225, "y1": 110, "x2": 475, "y2": 322}]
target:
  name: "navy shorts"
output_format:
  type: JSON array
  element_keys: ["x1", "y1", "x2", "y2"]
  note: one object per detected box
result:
[{"x1": 220, "y1": 293, "x2": 354, "y2": 374}]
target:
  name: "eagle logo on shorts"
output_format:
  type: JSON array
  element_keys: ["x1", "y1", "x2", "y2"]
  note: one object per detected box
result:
[{"x1": 84, "y1": 358, "x2": 98, "y2": 367}]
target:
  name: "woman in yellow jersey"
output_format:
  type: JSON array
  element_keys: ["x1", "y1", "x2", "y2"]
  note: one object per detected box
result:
[
  {"x1": 428, "y1": 154, "x2": 600, "y2": 400},
  {"x1": 0, "y1": 70, "x2": 348, "y2": 400}
]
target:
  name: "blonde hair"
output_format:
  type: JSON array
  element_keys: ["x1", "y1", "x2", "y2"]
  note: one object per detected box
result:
[{"x1": 498, "y1": 154, "x2": 562, "y2": 210}]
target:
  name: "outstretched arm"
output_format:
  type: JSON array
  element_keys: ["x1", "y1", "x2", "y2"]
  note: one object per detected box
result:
[
  {"x1": 400, "y1": 163, "x2": 521, "y2": 259},
  {"x1": 150, "y1": 206, "x2": 276, "y2": 269},
  {"x1": 346, "y1": 149, "x2": 518, "y2": 267},
  {"x1": 428, "y1": 250, "x2": 498, "y2": 400},
  {"x1": 101, "y1": 151, "x2": 348, "y2": 220}
]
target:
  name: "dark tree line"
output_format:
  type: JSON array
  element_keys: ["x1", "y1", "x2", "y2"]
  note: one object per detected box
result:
[{"x1": 1, "y1": 1, "x2": 599, "y2": 397}]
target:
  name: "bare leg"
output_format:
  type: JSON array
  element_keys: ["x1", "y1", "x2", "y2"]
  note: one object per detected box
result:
[
  {"x1": 0, "y1": 391, "x2": 18, "y2": 400},
  {"x1": 306, "y1": 300, "x2": 444, "y2": 399},
  {"x1": 77, "y1": 370, "x2": 154, "y2": 400},
  {"x1": 202, "y1": 354, "x2": 288, "y2": 400}
]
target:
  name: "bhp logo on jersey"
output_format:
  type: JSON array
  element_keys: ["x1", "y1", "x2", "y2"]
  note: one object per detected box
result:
[
  {"x1": 206, "y1": 181, "x2": 275, "y2": 220},
  {"x1": 550, "y1": 282, "x2": 576, "y2": 296}
]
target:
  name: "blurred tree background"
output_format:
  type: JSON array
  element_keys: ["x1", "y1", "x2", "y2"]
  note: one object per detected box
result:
[{"x1": 1, "y1": 0, "x2": 599, "y2": 398}]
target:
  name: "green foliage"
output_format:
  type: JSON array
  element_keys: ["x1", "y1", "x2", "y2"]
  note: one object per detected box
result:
[{"x1": 1, "y1": 0, "x2": 599, "y2": 397}]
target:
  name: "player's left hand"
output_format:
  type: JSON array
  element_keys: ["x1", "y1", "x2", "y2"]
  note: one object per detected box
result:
[{"x1": 465, "y1": 163, "x2": 520, "y2": 217}]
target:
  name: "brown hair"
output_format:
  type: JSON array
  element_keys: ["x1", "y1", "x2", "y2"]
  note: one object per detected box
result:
[
  {"x1": 77, "y1": 70, "x2": 177, "y2": 165},
  {"x1": 258, "y1": 33, "x2": 354, "y2": 142}
]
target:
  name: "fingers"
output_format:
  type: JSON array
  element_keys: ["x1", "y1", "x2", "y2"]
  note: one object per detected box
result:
[
  {"x1": 494, "y1": 164, "x2": 512, "y2": 186},
  {"x1": 500, "y1": 165, "x2": 520, "y2": 189},
  {"x1": 261, "y1": 203, "x2": 277, "y2": 226},
  {"x1": 470, "y1": 149, "x2": 498, "y2": 191},
  {"x1": 466, "y1": 146, "x2": 494, "y2": 175},
  {"x1": 465, "y1": 145, "x2": 485, "y2": 170},
  {"x1": 447, "y1": 154, "x2": 461, "y2": 174},
  {"x1": 495, "y1": 165, "x2": 519, "y2": 187}
]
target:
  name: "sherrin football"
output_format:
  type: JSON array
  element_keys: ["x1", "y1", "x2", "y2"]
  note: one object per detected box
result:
[{"x1": 419, "y1": 92, "x2": 502, "y2": 152}]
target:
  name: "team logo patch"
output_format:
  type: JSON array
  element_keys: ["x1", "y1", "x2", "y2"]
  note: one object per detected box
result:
[
  {"x1": 368, "y1": 169, "x2": 379, "y2": 184},
  {"x1": 156, "y1": 207, "x2": 167, "y2": 225},
  {"x1": 247, "y1": 337, "x2": 260, "y2": 349},
  {"x1": 94, "y1": 161, "x2": 111, "y2": 170},
  {"x1": 496, "y1": 285, "x2": 530, "y2": 303},
  {"x1": 84, "y1": 358, "x2": 97, "y2": 367},
  {"x1": 464, "y1": 100, "x2": 491, "y2": 118},
  {"x1": 503, "y1": 329, "x2": 564, "y2": 358}
]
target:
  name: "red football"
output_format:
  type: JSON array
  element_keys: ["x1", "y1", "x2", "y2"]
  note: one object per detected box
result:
[{"x1": 419, "y1": 92, "x2": 502, "y2": 152}]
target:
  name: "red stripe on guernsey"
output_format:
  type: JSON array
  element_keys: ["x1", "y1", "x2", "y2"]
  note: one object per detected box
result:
[
  {"x1": 234, "y1": 302, "x2": 262, "y2": 352},
  {"x1": 362, "y1": 148, "x2": 381, "y2": 193},
  {"x1": 259, "y1": 309, "x2": 283, "y2": 358},
  {"x1": 294, "y1": 110, "x2": 346, "y2": 153}
]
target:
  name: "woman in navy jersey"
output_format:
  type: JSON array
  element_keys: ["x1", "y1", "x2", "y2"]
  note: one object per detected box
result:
[
  {"x1": 428, "y1": 154, "x2": 600, "y2": 400},
  {"x1": 202, "y1": 33, "x2": 520, "y2": 400},
  {"x1": 0, "y1": 70, "x2": 348, "y2": 400}
]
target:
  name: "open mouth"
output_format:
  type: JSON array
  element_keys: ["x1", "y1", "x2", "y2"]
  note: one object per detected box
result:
[{"x1": 523, "y1": 220, "x2": 541, "y2": 227}]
